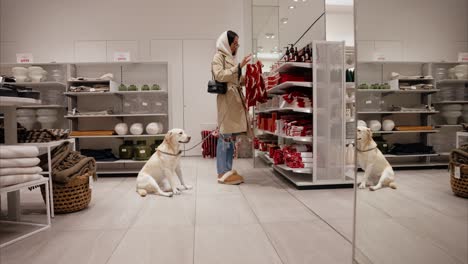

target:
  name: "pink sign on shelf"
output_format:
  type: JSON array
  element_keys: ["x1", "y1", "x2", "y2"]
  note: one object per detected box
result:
[
  {"x1": 113, "y1": 51, "x2": 131, "y2": 62},
  {"x1": 16, "y1": 53, "x2": 33, "y2": 63}
]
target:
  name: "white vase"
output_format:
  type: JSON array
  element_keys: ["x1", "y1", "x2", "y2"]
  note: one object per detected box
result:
[
  {"x1": 357, "y1": 120, "x2": 367, "y2": 128},
  {"x1": 12, "y1": 67, "x2": 28, "y2": 82},
  {"x1": 441, "y1": 111, "x2": 462, "y2": 125},
  {"x1": 146, "y1": 122, "x2": 162, "y2": 135},
  {"x1": 382, "y1": 120, "x2": 395, "y2": 131},
  {"x1": 368, "y1": 120, "x2": 382, "y2": 132},
  {"x1": 130, "y1": 123, "x2": 144, "y2": 135},
  {"x1": 114, "y1": 123, "x2": 128, "y2": 135}
]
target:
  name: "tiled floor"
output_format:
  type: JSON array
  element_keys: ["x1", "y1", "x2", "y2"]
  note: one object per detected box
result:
[{"x1": 0, "y1": 157, "x2": 466, "y2": 264}]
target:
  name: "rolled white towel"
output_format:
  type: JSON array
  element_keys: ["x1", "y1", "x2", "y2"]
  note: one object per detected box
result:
[
  {"x1": 0, "y1": 158, "x2": 41, "y2": 168},
  {"x1": 0, "y1": 146, "x2": 39, "y2": 159},
  {"x1": 0, "y1": 174, "x2": 43, "y2": 187},
  {"x1": 0, "y1": 166, "x2": 43, "y2": 176}
]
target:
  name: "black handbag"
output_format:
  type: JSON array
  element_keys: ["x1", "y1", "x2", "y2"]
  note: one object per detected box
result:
[{"x1": 208, "y1": 55, "x2": 227, "y2": 94}]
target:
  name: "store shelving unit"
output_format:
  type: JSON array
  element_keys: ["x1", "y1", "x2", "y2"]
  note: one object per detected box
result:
[
  {"x1": 255, "y1": 41, "x2": 353, "y2": 189},
  {"x1": 356, "y1": 61, "x2": 467, "y2": 168},
  {"x1": 65, "y1": 62, "x2": 169, "y2": 175}
]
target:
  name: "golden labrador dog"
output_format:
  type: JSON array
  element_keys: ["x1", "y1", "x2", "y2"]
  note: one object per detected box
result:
[
  {"x1": 356, "y1": 126, "x2": 397, "y2": 191},
  {"x1": 136, "y1": 128, "x2": 192, "y2": 197}
]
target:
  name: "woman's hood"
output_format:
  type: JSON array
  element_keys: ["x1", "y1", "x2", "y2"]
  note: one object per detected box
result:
[{"x1": 216, "y1": 31, "x2": 237, "y2": 63}]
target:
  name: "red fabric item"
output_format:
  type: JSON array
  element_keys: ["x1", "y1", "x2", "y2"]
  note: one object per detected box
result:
[
  {"x1": 201, "y1": 130, "x2": 218, "y2": 158},
  {"x1": 279, "y1": 74, "x2": 306, "y2": 83}
]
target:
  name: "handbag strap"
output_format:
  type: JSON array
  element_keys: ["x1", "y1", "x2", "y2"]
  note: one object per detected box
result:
[{"x1": 211, "y1": 54, "x2": 226, "y2": 80}]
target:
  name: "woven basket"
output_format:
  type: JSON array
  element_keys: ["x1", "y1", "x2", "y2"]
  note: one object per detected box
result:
[
  {"x1": 41, "y1": 174, "x2": 92, "y2": 213},
  {"x1": 449, "y1": 147, "x2": 468, "y2": 198}
]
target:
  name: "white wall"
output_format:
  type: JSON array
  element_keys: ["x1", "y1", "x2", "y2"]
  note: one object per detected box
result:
[
  {"x1": 0, "y1": 0, "x2": 252, "y2": 155},
  {"x1": 326, "y1": 6, "x2": 354, "y2": 46},
  {"x1": 355, "y1": 0, "x2": 468, "y2": 62}
]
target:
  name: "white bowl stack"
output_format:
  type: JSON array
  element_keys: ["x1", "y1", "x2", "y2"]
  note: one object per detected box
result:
[
  {"x1": 36, "y1": 109, "x2": 58, "y2": 129},
  {"x1": 16, "y1": 109, "x2": 36, "y2": 130}
]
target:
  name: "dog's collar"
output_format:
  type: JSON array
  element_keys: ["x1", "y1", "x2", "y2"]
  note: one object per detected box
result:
[
  {"x1": 357, "y1": 146, "x2": 377, "y2": 153},
  {"x1": 157, "y1": 149, "x2": 182, "y2": 157}
]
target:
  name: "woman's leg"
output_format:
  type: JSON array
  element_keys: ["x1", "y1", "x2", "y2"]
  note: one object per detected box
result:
[
  {"x1": 216, "y1": 134, "x2": 227, "y2": 176},
  {"x1": 226, "y1": 136, "x2": 235, "y2": 172}
]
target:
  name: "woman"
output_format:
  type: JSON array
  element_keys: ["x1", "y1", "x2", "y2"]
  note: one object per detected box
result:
[{"x1": 212, "y1": 30, "x2": 252, "y2": 185}]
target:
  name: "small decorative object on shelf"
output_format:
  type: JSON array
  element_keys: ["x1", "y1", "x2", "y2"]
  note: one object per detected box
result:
[
  {"x1": 118, "y1": 84, "x2": 127, "y2": 91},
  {"x1": 128, "y1": 84, "x2": 138, "y2": 91},
  {"x1": 114, "y1": 123, "x2": 129, "y2": 135},
  {"x1": 151, "y1": 84, "x2": 161, "y2": 90},
  {"x1": 134, "y1": 140, "x2": 151, "y2": 160},
  {"x1": 130, "y1": 123, "x2": 144, "y2": 135},
  {"x1": 119, "y1": 140, "x2": 135, "y2": 159},
  {"x1": 141, "y1": 84, "x2": 150, "y2": 91}
]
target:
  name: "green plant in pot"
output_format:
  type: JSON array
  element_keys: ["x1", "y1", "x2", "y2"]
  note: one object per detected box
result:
[
  {"x1": 128, "y1": 85, "x2": 138, "y2": 91},
  {"x1": 358, "y1": 83, "x2": 369, "y2": 90},
  {"x1": 118, "y1": 84, "x2": 127, "y2": 91}
]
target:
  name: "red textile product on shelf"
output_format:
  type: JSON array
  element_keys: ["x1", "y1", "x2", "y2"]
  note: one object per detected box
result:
[
  {"x1": 279, "y1": 74, "x2": 306, "y2": 83},
  {"x1": 268, "y1": 145, "x2": 280, "y2": 158},
  {"x1": 245, "y1": 60, "x2": 268, "y2": 107},
  {"x1": 254, "y1": 137, "x2": 260, "y2": 150},
  {"x1": 273, "y1": 149, "x2": 284, "y2": 165},
  {"x1": 201, "y1": 130, "x2": 218, "y2": 158}
]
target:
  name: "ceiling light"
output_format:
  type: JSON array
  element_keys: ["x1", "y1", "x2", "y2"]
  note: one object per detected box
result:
[
  {"x1": 302, "y1": 0, "x2": 307, "y2": 2},
  {"x1": 271, "y1": 35, "x2": 275, "y2": 39},
  {"x1": 281, "y1": 18, "x2": 288, "y2": 24},
  {"x1": 289, "y1": 5, "x2": 295, "y2": 9},
  {"x1": 293, "y1": 0, "x2": 299, "y2": 2},
  {"x1": 265, "y1": 33, "x2": 274, "y2": 39}
]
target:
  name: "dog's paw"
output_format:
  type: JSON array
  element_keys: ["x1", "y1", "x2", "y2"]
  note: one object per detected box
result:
[
  {"x1": 183, "y1": 184, "x2": 193, "y2": 190},
  {"x1": 172, "y1": 189, "x2": 181, "y2": 195},
  {"x1": 358, "y1": 182, "x2": 367, "y2": 189}
]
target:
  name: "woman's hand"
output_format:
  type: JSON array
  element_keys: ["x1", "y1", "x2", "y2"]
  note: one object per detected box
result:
[{"x1": 240, "y1": 54, "x2": 252, "y2": 68}]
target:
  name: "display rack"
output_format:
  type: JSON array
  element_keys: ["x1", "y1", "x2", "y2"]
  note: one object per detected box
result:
[
  {"x1": 65, "y1": 62, "x2": 169, "y2": 175},
  {"x1": 254, "y1": 41, "x2": 353, "y2": 189},
  {"x1": 356, "y1": 61, "x2": 467, "y2": 168}
]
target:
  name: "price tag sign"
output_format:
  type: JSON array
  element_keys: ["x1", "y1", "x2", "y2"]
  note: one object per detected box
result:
[
  {"x1": 458, "y1": 52, "x2": 468, "y2": 62},
  {"x1": 373, "y1": 52, "x2": 386, "y2": 61},
  {"x1": 113, "y1": 52, "x2": 130, "y2": 62},
  {"x1": 16, "y1": 53, "x2": 33, "y2": 63}
]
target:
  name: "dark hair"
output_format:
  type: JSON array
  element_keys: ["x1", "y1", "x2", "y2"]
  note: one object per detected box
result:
[{"x1": 227, "y1": 30, "x2": 238, "y2": 46}]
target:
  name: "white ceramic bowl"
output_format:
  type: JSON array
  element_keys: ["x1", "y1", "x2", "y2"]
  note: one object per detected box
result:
[
  {"x1": 146, "y1": 122, "x2": 162, "y2": 135},
  {"x1": 368, "y1": 120, "x2": 382, "y2": 132},
  {"x1": 17, "y1": 116, "x2": 36, "y2": 130},
  {"x1": 441, "y1": 104, "x2": 462, "y2": 112},
  {"x1": 16, "y1": 109, "x2": 36, "y2": 117},
  {"x1": 37, "y1": 116, "x2": 57, "y2": 129},
  {"x1": 357, "y1": 120, "x2": 367, "y2": 128},
  {"x1": 441, "y1": 111, "x2": 462, "y2": 125},
  {"x1": 114, "y1": 123, "x2": 128, "y2": 135},
  {"x1": 130, "y1": 123, "x2": 144, "y2": 135},
  {"x1": 382, "y1": 119, "x2": 395, "y2": 131},
  {"x1": 36, "y1": 109, "x2": 58, "y2": 116}
]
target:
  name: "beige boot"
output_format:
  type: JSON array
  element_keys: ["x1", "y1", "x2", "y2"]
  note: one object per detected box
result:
[{"x1": 218, "y1": 170, "x2": 244, "y2": 185}]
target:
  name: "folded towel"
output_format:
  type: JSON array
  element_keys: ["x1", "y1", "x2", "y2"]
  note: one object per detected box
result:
[
  {"x1": 0, "y1": 174, "x2": 43, "y2": 187},
  {"x1": 0, "y1": 158, "x2": 40, "y2": 168},
  {"x1": 0, "y1": 166, "x2": 43, "y2": 176},
  {"x1": 0, "y1": 146, "x2": 39, "y2": 159}
]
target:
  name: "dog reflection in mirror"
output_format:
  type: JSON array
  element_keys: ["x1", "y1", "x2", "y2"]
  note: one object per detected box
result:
[
  {"x1": 356, "y1": 126, "x2": 396, "y2": 191},
  {"x1": 136, "y1": 128, "x2": 193, "y2": 197}
]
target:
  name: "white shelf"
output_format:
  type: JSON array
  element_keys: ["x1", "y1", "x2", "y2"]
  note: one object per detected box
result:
[
  {"x1": 384, "y1": 153, "x2": 441, "y2": 158},
  {"x1": 272, "y1": 165, "x2": 353, "y2": 188},
  {"x1": 18, "y1": 139, "x2": 75, "y2": 149},
  {"x1": 437, "y1": 79, "x2": 468, "y2": 84},
  {"x1": 433, "y1": 101, "x2": 468, "y2": 104},
  {"x1": 64, "y1": 91, "x2": 167, "y2": 97},
  {"x1": 65, "y1": 113, "x2": 168, "y2": 118},
  {"x1": 373, "y1": 130, "x2": 439, "y2": 134},
  {"x1": 357, "y1": 89, "x2": 439, "y2": 94},
  {"x1": 435, "y1": 124, "x2": 463, "y2": 128},
  {"x1": 358, "y1": 111, "x2": 439, "y2": 114},
  {"x1": 0, "y1": 97, "x2": 41, "y2": 106},
  {"x1": 96, "y1": 160, "x2": 147, "y2": 165},
  {"x1": 71, "y1": 134, "x2": 164, "y2": 139},
  {"x1": 267, "y1": 81, "x2": 313, "y2": 94},
  {"x1": 68, "y1": 80, "x2": 110, "y2": 83},
  {"x1": 257, "y1": 129, "x2": 313, "y2": 143},
  {"x1": 17, "y1": 104, "x2": 65, "y2": 109},
  {"x1": 258, "y1": 151, "x2": 274, "y2": 164},
  {"x1": 10, "y1": 81, "x2": 66, "y2": 87},
  {"x1": 256, "y1": 107, "x2": 313, "y2": 114},
  {"x1": 396, "y1": 78, "x2": 434, "y2": 81},
  {"x1": 391, "y1": 162, "x2": 448, "y2": 168},
  {"x1": 0, "y1": 178, "x2": 49, "y2": 194},
  {"x1": 276, "y1": 164, "x2": 313, "y2": 174},
  {"x1": 272, "y1": 62, "x2": 312, "y2": 73}
]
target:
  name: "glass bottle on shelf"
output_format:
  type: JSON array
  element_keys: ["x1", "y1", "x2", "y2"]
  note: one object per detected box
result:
[
  {"x1": 134, "y1": 140, "x2": 151, "y2": 160},
  {"x1": 288, "y1": 44, "x2": 295, "y2": 61},
  {"x1": 293, "y1": 47, "x2": 299, "y2": 62},
  {"x1": 284, "y1": 47, "x2": 290, "y2": 62},
  {"x1": 119, "y1": 140, "x2": 134, "y2": 159}
]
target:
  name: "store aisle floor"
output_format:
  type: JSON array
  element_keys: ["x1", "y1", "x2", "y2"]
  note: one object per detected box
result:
[{"x1": 0, "y1": 157, "x2": 353, "y2": 264}]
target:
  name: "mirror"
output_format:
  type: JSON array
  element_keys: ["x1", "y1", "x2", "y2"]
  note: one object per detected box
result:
[{"x1": 354, "y1": 0, "x2": 468, "y2": 263}]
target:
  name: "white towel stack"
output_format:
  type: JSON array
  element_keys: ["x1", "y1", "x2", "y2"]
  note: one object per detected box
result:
[{"x1": 0, "y1": 146, "x2": 43, "y2": 187}]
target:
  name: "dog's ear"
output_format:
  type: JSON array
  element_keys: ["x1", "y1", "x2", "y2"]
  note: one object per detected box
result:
[
  {"x1": 164, "y1": 131, "x2": 173, "y2": 142},
  {"x1": 364, "y1": 128, "x2": 373, "y2": 145}
]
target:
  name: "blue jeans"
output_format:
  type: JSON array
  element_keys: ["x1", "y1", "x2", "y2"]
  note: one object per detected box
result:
[{"x1": 216, "y1": 133, "x2": 235, "y2": 175}]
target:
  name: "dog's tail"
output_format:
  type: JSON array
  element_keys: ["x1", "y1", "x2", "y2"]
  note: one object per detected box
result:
[
  {"x1": 137, "y1": 189, "x2": 148, "y2": 197},
  {"x1": 389, "y1": 182, "x2": 397, "y2": 189}
]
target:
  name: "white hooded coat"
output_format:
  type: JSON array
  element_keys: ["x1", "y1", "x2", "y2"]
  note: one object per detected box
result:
[{"x1": 212, "y1": 31, "x2": 250, "y2": 135}]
